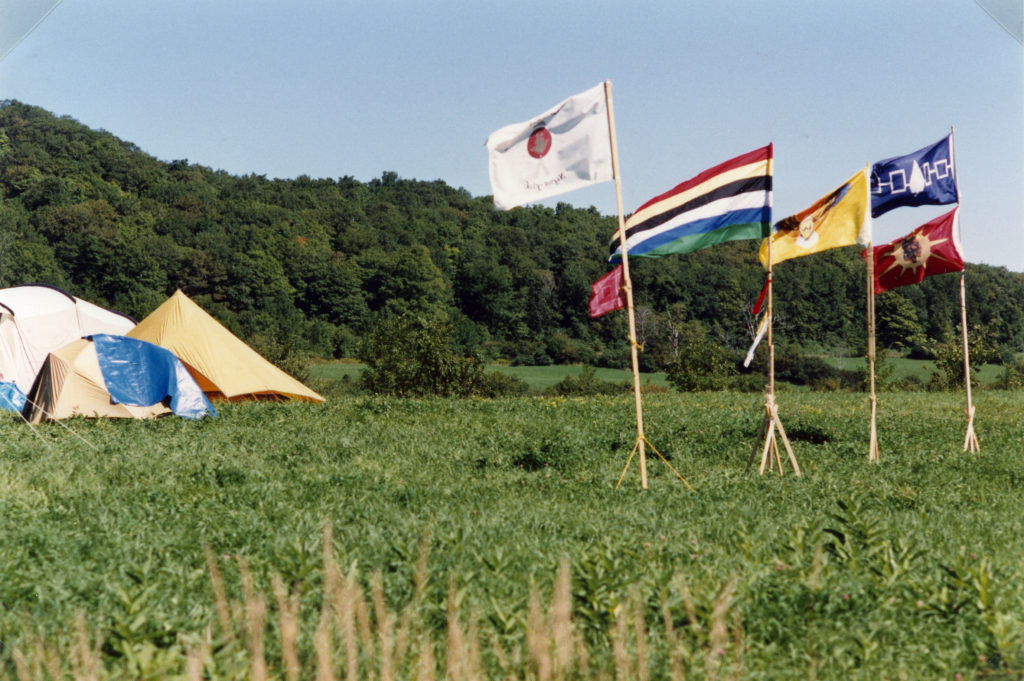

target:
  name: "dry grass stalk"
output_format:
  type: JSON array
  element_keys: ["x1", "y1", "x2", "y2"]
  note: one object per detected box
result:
[
  {"x1": 630, "y1": 591, "x2": 649, "y2": 681},
  {"x1": 247, "y1": 597, "x2": 269, "y2": 679},
  {"x1": 489, "y1": 631, "x2": 510, "y2": 678},
  {"x1": 704, "y1": 576, "x2": 738, "y2": 681},
  {"x1": 379, "y1": 609, "x2": 396, "y2": 681},
  {"x1": 185, "y1": 643, "x2": 204, "y2": 681},
  {"x1": 575, "y1": 634, "x2": 590, "y2": 679},
  {"x1": 414, "y1": 528, "x2": 432, "y2": 604},
  {"x1": 11, "y1": 647, "x2": 30, "y2": 681},
  {"x1": 677, "y1": 577, "x2": 700, "y2": 636},
  {"x1": 203, "y1": 545, "x2": 233, "y2": 640},
  {"x1": 415, "y1": 633, "x2": 436, "y2": 681},
  {"x1": 465, "y1": 610, "x2": 483, "y2": 681},
  {"x1": 236, "y1": 556, "x2": 268, "y2": 681},
  {"x1": 334, "y1": 570, "x2": 359, "y2": 681},
  {"x1": 395, "y1": 604, "x2": 414, "y2": 671},
  {"x1": 446, "y1": 577, "x2": 468, "y2": 681},
  {"x1": 72, "y1": 613, "x2": 100, "y2": 681},
  {"x1": 810, "y1": 542, "x2": 824, "y2": 589},
  {"x1": 611, "y1": 599, "x2": 633, "y2": 681},
  {"x1": 661, "y1": 600, "x2": 684, "y2": 681},
  {"x1": 372, "y1": 570, "x2": 391, "y2": 678},
  {"x1": 526, "y1": 586, "x2": 551, "y2": 681},
  {"x1": 315, "y1": 608, "x2": 337, "y2": 681},
  {"x1": 322, "y1": 521, "x2": 339, "y2": 617},
  {"x1": 272, "y1": 573, "x2": 302, "y2": 681},
  {"x1": 36, "y1": 638, "x2": 60, "y2": 681},
  {"x1": 354, "y1": 580, "x2": 374, "y2": 658},
  {"x1": 183, "y1": 630, "x2": 210, "y2": 681},
  {"x1": 551, "y1": 558, "x2": 574, "y2": 677},
  {"x1": 729, "y1": 611, "x2": 744, "y2": 681}
]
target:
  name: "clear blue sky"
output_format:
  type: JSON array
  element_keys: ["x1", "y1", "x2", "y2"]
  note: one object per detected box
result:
[{"x1": 2, "y1": 0, "x2": 1022, "y2": 271}]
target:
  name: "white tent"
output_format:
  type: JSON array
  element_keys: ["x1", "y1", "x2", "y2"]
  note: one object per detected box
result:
[{"x1": 0, "y1": 285, "x2": 135, "y2": 392}]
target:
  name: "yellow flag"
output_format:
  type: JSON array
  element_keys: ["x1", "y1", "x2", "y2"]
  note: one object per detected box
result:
[{"x1": 759, "y1": 167, "x2": 871, "y2": 267}]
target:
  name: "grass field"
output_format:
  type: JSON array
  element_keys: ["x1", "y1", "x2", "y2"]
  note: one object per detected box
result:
[
  {"x1": 1, "y1": 387, "x2": 1022, "y2": 679},
  {"x1": 817, "y1": 354, "x2": 1005, "y2": 384}
]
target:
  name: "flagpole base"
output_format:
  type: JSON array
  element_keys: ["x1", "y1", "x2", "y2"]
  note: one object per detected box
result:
[
  {"x1": 963, "y1": 405, "x2": 980, "y2": 452},
  {"x1": 868, "y1": 393, "x2": 880, "y2": 462},
  {"x1": 746, "y1": 392, "x2": 800, "y2": 476},
  {"x1": 617, "y1": 434, "x2": 694, "y2": 491}
]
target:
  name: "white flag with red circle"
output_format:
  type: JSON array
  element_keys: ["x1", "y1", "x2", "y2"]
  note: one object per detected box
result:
[{"x1": 485, "y1": 83, "x2": 613, "y2": 210}]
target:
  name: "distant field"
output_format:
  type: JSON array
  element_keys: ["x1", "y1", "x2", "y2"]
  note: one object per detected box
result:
[
  {"x1": 311, "y1": 357, "x2": 1005, "y2": 391},
  {"x1": 818, "y1": 354, "x2": 1004, "y2": 384},
  {"x1": 311, "y1": 361, "x2": 670, "y2": 390}
]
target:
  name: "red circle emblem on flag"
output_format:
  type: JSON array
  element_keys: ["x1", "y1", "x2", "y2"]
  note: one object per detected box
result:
[{"x1": 527, "y1": 127, "x2": 552, "y2": 159}]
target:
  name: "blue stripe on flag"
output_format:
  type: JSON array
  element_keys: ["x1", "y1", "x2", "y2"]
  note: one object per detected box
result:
[{"x1": 626, "y1": 207, "x2": 770, "y2": 256}]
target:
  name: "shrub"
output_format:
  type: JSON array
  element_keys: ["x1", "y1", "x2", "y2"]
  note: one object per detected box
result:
[
  {"x1": 548, "y1": 365, "x2": 630, "y2": 396},
  {"x1": 357, "y1": 315, "x2": 486, "y2": 397},
  {"x1": 476, "y1": 371, "x2": 531, "y2": 397},
  {"x1": 773, "y1": 345, "x2": 861, "y2": 391},
  {"x1": 893, "y1": 374, "x2": 926, "y2": 391},
  {"x1": 932, "y1": 326, "x2": 1000, "y2": 389},
  {"x1": 665, "y1": 321, "x2": 735, "y2": 392},
  {"x1": 994, "y1": 356, "x2": 1024, "y2": 390}
]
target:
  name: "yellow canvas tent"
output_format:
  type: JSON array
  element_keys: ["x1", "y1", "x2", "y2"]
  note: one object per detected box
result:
[
  {"x1": 127, "y1": 290, "x2": 324, "y2": 403},
  {"x1": 24, "y1": 339, "x2": 171, "y2": 423}
]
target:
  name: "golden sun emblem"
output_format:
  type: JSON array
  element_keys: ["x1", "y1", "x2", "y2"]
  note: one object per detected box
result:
[{"x1": 879, "y1": 230, "x2": 953, "y2": 278}]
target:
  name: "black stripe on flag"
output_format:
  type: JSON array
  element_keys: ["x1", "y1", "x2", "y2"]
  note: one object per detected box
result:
[{"x1": 619, "y1": 175, "x2": 771, "y2": 245}]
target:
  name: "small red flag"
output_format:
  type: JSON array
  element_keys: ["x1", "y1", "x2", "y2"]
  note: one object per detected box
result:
[
  {"x1": 589, "y1": 265, "x2": 626, "y2": 318},
  {"x1": 751, "y1": 277, "x2": 769, "y2": 315},
  {"x1": 869, "y1": 207, "x2": 964, "y2": 294}
]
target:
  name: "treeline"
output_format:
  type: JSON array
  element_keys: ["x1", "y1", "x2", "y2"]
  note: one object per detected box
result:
[{"x1": 1, "y1": 100, "x2": 1022, "y2": 371}]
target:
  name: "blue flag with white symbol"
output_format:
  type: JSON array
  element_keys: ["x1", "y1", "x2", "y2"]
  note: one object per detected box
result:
[{"x1": 870, "y1": 134, "x2": 958, "y2": 218}]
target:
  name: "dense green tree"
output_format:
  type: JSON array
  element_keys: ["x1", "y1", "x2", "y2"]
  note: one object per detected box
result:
[{"x1": 875, "y1": 291, "x2": 925, "y2": 351}]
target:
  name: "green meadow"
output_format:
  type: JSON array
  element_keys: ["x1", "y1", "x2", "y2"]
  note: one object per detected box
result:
[
  {"x1": 0, "y1": 386, "x2": 1022, "y2": 679},
  {"x1": 311, "y1": 360, "x2": 671, "y2": 391},
  {"x1": 311, "y1": 357, "x2": 1005, "y2": 391}
]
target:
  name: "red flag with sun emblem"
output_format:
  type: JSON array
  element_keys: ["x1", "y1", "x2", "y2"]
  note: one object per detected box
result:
[{"x1": 870, "y1": 207, "x2": 964, "y2": 293}]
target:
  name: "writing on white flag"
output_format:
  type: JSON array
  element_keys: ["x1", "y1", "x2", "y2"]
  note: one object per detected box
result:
[{"x1": 485, "y1": 82, "x2": 613, "y2": 210}]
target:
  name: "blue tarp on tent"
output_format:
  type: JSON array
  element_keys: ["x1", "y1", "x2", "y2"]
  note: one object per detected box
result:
[
  {"x1": 91, "y1": 334, "x2": 216, "y2": 420},
  {"x1": 0, "y1": 381, "x2": 27, "y2": 413}
]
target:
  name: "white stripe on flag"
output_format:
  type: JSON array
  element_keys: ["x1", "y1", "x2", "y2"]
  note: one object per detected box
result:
[
  {"x1": 743, "y1": 313, "x2": 769, "y2": 368},
  {"x1": 620, "y1": 191, "x2": 768, "y2": 253}
]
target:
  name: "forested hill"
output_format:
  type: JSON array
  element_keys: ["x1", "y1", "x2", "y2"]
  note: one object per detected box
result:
[{"x1": 1, "y1": 100, "x2": 1022, "y2": 369}]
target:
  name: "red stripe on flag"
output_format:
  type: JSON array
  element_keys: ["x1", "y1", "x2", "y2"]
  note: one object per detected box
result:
[
  {"x1": 751, "y1": 277, "x2": 770, "y2": 316},
  {"x1": 631, "y1": 144, "x2": 772, "y2": 215}
]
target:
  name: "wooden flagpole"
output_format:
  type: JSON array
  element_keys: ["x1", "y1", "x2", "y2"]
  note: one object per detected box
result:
[
  {"x1": 950, "y1": 126, "x2": 979, "y2": 452},
  {"x1": 746, "y1": 225, "x2": 800, "y2": 476},
  {"x1": 605, "y1": 81, "x2": 692, "y2": 492},
  {"x1": 605, "y1": 80, "x2": 648, "y2": 489},
  {"x1": 866, "y1": 239, "x2": 879, "y2": 462},
  {"x1": 960, "y1": 272, "x2": 979, "y2": 451}
]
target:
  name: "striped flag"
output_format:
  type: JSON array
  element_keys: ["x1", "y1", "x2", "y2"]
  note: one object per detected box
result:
[{"x1": 609, "y1": 144, "x2": 772, "y2": 261}]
